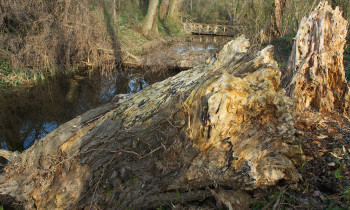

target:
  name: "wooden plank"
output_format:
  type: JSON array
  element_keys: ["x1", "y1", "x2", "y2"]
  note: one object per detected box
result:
[{"x1": 182, "y1": 22, "x2": 236, "y2": 36}]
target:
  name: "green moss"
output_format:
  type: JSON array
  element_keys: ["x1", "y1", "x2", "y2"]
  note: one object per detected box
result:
[
  {"x1": 117, "y1": 2, "x2": 144, "y2": 26},
  {"x1": 89, "y1": 1, "x2": 97, "y2": 11},
  {"x1": 119, "y1": 26, "x2": 148, "y2": 55},
  {"x1": 159, "y1": 17, "x2": 185, "y2": 37},
  {"x1": 0, "y1": 59, "x2": 83, "y2": 89}
]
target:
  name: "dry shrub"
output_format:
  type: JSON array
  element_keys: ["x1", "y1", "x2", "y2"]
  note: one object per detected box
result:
[{"x1": 0, "y1": 0, "x2": 121, "y2": 75}]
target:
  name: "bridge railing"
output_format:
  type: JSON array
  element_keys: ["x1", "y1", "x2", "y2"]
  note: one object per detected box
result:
[{"x1": 182, "y1": 22, "x2": 237, "y2": 36}]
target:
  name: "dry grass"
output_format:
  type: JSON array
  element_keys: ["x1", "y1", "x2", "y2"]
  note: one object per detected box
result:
[{"x1": 0, "y1": 0, "x2": 121, "y2": 81}]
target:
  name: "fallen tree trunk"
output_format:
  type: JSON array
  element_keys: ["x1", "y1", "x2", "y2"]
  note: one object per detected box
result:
[
  {"x1": 282, "y1": 1, "x2": 350, "y2": 114},
  {"x1": 0, "y1": 36, "x2": 301, "y2": 209}
]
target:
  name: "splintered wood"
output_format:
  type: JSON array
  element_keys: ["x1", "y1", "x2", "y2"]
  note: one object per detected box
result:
[{"x1": 283, "y1": 1, "x2": 350, "y2": 114}]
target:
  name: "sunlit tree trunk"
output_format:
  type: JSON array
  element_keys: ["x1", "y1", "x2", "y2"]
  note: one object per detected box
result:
[
  {"x1": 142, "y1": 0, "x2": 159, "y2": 35},
  {"x1": 274, "y1": 0, "x2": 285, "y2": 34},
  {"x1": 167, "y1": 0, "x2": 182, "y2": 19},
  {"x1": 112, "y1": 0, "x2": 118, "y2": 25},
  {"x1": 159, "y1": 0, "x2": 169, "y2": 20},
  {"x1": 260, "y1": 0, "x2": 286, "y2": 43}
]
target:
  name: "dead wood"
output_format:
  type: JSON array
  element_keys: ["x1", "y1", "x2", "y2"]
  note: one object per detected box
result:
[
  {"x1": 210, "y1": 189, "x2": 251, "y2": 210},
  {"x1": 282, "y1": 1, "x2": 350, "y2": 114},
  {"x1": 0, "y1": 150, "x2": 19, "y2": 162},
  {"x1": 0, "y1": 35, "x2": 300, "y2": 209}
]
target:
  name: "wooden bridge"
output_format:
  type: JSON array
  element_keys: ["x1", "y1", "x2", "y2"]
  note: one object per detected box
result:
[
  {"x1": 182, "y1": 22, "x2": 237, "y2": 36},
  {"x1": 182, "y1": 35, "x2": 233, "y2": 44}
]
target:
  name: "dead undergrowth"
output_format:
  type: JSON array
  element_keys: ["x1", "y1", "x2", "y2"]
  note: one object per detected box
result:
[{"x1": 0, "y1": 0, "x2": 121, "y2": 81}]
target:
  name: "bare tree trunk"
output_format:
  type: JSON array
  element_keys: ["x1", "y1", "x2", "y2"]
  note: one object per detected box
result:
[
  {"x1": 112, "y1": 0, "x2": 118, "y2": 24},
  {"x1": 167, "y1": 0, "x2": 181, "y2": 19},
  {"x1": 0, "y1": 36, "x2": 301, "y2": 209},
  {"x1": 282, "y1": 1, "x2": 350, "y2": 114},
  {"x1": 142, "y1": 0, "x2": 159, "y2": 35},
  {"x1": 274, "y1": 0, "x2": 285, "y2": 33},
  {"x1": 260, "y1": 0, "x2": 286, "y2": 43},
  {"x1": 159, "y1": 0, "x2": 170, "y2": 20}
]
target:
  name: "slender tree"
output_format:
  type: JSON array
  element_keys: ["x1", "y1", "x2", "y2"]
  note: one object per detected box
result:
[
  {"x1": 159, "y1": 0, "x2": 170, "y2": 20},
  {"x1": 167, "y1": 0, "x2": 182, "y2": 19},
  {"x1": 142, "y1": 0, "x2": 159, "y2": 35}
]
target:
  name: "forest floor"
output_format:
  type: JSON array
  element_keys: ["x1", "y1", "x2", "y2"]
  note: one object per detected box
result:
[{"x1": 251, "y1": 110, "x2": 350, "y2": 210}]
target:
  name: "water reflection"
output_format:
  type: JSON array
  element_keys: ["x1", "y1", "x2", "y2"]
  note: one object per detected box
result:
[
  {"x1": 0, "y1": 69, "x2": 155, "y2": 154},
  {"x1": 174, "y1": 45, "x2": 215, "y2": 52}
]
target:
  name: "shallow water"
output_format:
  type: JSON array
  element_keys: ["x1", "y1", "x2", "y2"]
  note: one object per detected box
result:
[
  {"x1": 0, "y1": 70, "x2": 153, "y2": 152},
  {"x1": 0, "y1": 37, "x2": 232, "y2": 154}
]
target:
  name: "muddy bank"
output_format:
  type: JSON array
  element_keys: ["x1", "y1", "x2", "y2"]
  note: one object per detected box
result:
[{"x1": 123, "y1": 36, "x2": 234, "y2": 70}]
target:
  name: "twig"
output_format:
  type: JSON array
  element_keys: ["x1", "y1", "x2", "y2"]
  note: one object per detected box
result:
[
  {"x1": 262, "y1": 199, "x2": 274, "y2": 210},
  {"x1": 272, "y1": 186, "x2": 287, "y2": 210},
  {"x1": 141, "y1": 146, "x2": 164, "y2": 159}
]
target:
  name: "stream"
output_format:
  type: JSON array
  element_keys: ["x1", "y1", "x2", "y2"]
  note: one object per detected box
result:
[
  {"x1": 0, "y1": 36, "x2": 232, "y2": 156},
  {"x1": 0, "y1": 70, "x2": 164, "y2": 152}
]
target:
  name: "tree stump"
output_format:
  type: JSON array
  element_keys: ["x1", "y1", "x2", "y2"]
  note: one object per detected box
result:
[
  {"x1": 282, "y1": 1, "x2": 350, "y2": 114},
  {"x1": 0, "y1": 36, "x2": 301, "y2": 209}
]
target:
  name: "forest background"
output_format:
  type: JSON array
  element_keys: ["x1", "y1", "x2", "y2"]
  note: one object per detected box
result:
[{"x1": 0, "y1": 0, "x2": 349, "y2": 87}]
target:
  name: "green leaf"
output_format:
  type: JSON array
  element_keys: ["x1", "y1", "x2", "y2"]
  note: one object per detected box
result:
[
  {"x1": 176, "y1": 190, "x2": 181, "y2": 198},
  {"x1": 335, "y1": 170, "x2": 342, "y2": 179},
  {"x1": 107, "y1": 189, "x2": 113, "y2": 195},
  {"x1": 114, "y1": 200, "x2": 121, "y2": 207},
  {"x1": 338, "y1": 162, "x2": 345, "y2": 170},
  {"x1": 131, "y1": 177, "x2": 137, "y2": 183},
  {"x1": 338, "y1": 182, "x2": 344, "y2": 190}
]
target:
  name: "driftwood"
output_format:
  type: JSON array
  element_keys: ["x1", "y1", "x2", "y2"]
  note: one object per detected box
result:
[
  {"x1": 0, "y1": 36, "x2": 301, "y2": 209},
  {"x1": 282, "y1": 1, "x2": 350, "y2": 114}
]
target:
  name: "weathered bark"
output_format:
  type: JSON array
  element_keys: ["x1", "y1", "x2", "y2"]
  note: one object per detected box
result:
[
  {"x1": 142, "y1": 0, "x2": 159, "y2": 35},
  {"x1": 0, "y1": 36, "x2": 301, "y2": 209},
  {"x1": 282, "y1": 1, "x2": 350, "y2": 114},
  {"x1": 260, "y1": 0, "x2": 286, "y2": 43}
]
